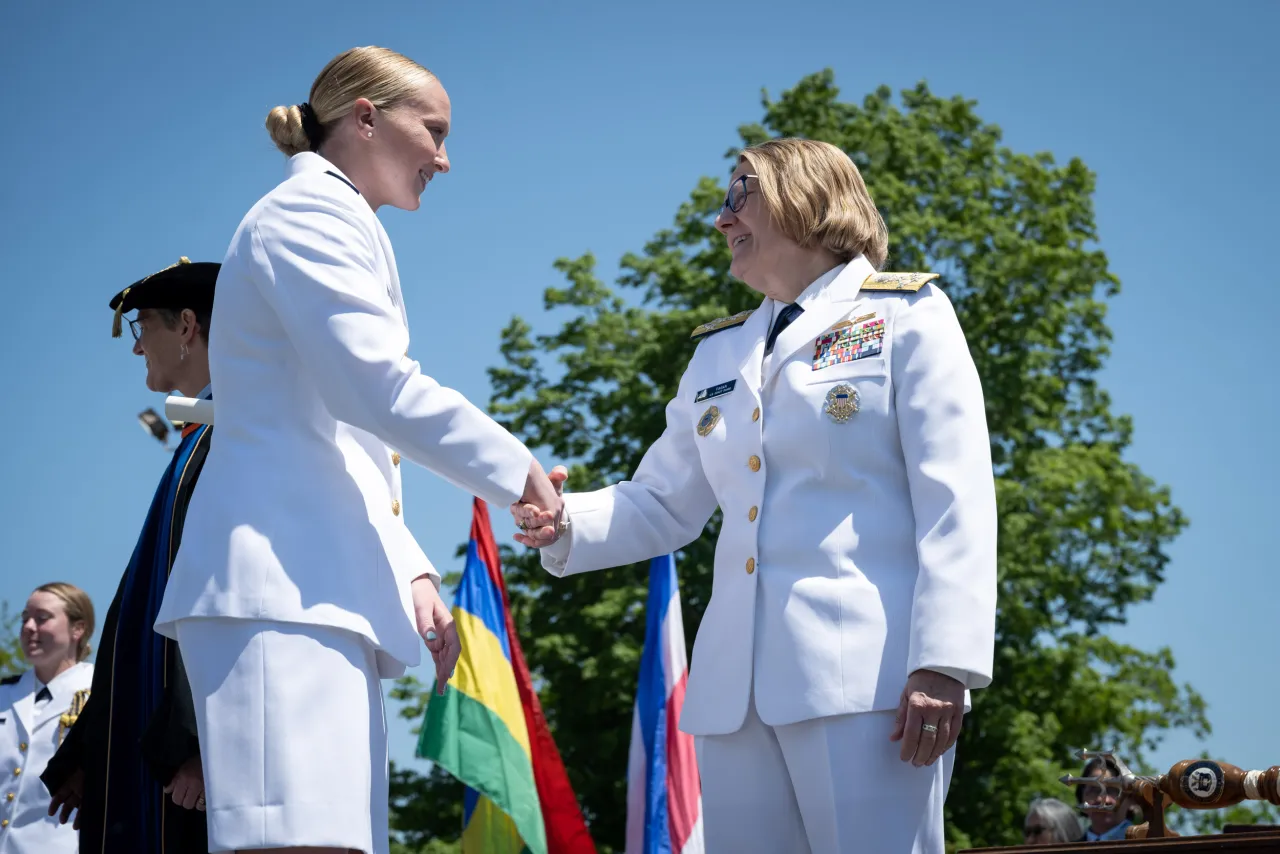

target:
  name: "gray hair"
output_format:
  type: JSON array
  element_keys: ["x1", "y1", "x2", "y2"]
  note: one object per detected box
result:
[{"x1": 1026, "y1": 797, "x2": 1085, "y2": 843}]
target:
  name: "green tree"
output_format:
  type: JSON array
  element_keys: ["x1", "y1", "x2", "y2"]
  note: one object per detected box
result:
[
  {"x1": 399, "y1": 72, "x2": 1209, "y2": 851},
  {"x1": 0, "y1": 604, "x2": 26, "y2": 679}
]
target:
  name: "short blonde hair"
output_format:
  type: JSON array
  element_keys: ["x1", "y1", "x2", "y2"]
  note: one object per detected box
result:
[
  {"x1": 266, "y1": 46, "x2": 436, "y2": 157},
  {"x1": 33, "y1": 582, "x2": 95, "y2": 662},
  {"x1": 739, "y1": 138, "x2": 889, "y2": 269}
]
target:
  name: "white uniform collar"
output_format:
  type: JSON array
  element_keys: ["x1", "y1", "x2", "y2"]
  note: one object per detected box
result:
[
  {"x1": 36, "y1": 661, "x2": 89, "y2": 704},
  {"x1": 791, "y1": 262, "x2": 848, "y2": 311},
  {"x1": 286, "y1": 150, "x2": 343, "y2": 179}
]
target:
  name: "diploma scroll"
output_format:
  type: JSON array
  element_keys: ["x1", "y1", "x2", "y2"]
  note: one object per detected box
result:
[{"x1": 165, "y1": 395, "x2": 215, "y2": 427}]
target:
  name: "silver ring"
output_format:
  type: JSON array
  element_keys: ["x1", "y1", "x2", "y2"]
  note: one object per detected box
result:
[
  {"x1": 518, "y1": 520, "x2": 529, "y2": 531},
  {"x1": 921, "y1": 723, "x2": 939, "y2": 734}
]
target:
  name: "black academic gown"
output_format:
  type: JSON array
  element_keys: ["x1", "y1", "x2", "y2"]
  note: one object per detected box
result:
[{"x1": 43, "y1": 422, "x2": 212, "y2": 854}]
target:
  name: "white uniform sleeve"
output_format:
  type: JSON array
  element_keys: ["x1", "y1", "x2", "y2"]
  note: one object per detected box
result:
[
  {"x1": 892, "y1": 285, "x2": 998, "y2": 690},
  {"x1": 540, "y1": 363, "x2": 719, "y2": 577},
  {"x1": 249, "y1": 195, "x2": 533, "y2": 509}
]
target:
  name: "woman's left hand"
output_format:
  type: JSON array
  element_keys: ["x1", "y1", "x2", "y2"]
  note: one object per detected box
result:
[
  {"x1": 889, "y1": 669, "x2": 965, "y2": 767},
  {"x1": 412, "y1": 576, "x2": 461, "y2": 696}
]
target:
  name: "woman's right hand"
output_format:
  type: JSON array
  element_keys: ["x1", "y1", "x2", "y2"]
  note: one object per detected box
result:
[{"x1": 411, "y1": 577, "x2": 460, "y2": 696}]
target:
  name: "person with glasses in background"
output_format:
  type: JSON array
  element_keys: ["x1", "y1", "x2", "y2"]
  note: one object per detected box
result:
[
  {"x1": 1023, "y1": 797, "x2": 1087, "y2": 845},
  {"x1": 517, "y1": 137, "x2": 998, "y2": 853},
  {"x1": 0, "y1": 583, "x2": 94, "y2": 854},
  {"x1": 1076, "y1": 755, "x2": 1143, "y2": 841},
  {"x1": 43, "y1": 258, "x2": 217, "y2": 854}
]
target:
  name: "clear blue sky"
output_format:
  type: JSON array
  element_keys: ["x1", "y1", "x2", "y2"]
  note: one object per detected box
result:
[{"x1": 2, "y1": 0, "x2": 1276, "y2": 798}]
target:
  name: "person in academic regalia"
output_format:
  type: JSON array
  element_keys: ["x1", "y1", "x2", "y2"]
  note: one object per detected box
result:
[
  {"x1": 0, "y1": 582, "x2": 95, "y2": 854},
  {"x1": 41, "y1": 258, "x2": 218, "y2": 854}
]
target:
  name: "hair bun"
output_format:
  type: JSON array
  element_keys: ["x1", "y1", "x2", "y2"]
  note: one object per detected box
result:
[{"x1": 265, "y1": 104, "x2": 310, "y2": 157}]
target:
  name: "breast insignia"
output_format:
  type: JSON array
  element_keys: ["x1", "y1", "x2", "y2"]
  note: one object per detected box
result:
[
  {"x1": 691, "y1": 309, "x2": 754, "y2": 341},
  {"x1": 860, "y1": 272, "x2": 940, "y2": 292}
]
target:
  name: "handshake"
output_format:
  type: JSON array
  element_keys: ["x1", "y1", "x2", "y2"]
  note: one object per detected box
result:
[
  {"x1": 414, "y1": 459, "x2": 570, "y2": 697},
  {"x1": 510, "y1": 459, "x2": 570, "y2": 549}
]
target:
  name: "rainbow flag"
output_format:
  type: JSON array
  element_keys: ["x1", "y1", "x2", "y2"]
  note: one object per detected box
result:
[{"x1": 418, "y1": 499, "x2": 595, "y2": 854}]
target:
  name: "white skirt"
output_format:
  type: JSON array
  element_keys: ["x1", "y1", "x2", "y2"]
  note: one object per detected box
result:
[{"x1": 176, "y1": 618, "x2": 389, "y2": 854}]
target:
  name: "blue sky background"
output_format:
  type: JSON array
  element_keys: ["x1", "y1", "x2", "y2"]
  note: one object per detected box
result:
[{"x1": 2, "y1": 0, "x2": 1276, "y2": 805}]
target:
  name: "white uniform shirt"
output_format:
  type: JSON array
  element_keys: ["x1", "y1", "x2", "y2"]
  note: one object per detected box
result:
[
  {"x1": 543, "y1": 256, "x2": 998, "y2": 736},
  {"x1": 156, "y1": 153, "x2": 534, "y2": 677},
  {"x1": 0, "y1": 664, "x2": 93, "y2": 854}
]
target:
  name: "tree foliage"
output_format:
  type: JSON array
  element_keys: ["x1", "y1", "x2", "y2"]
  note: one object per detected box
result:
[
  {"x1": 398, "y1": 71, "x2": 1209, "y2": 851},
  {"x1": 0, "y1": 604, "x2": 26, "y2": 680}
]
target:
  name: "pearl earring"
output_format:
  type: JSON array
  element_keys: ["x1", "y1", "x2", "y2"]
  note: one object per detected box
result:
[{"x1": 367, "y1": 132, "x2": 373, "y2": 138}]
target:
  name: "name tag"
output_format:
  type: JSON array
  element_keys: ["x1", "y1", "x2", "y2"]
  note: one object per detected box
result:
[{"x1": 695, "y1": 380, "x2": 736, "y2": 402}]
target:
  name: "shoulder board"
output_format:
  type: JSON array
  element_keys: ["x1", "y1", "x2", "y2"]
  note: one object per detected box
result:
[
  {"x1": 690, "y1": 309, "x2": 754, "y2": 341},
  {"x1": 860, "y1": 272, "x2": 940, "y2": 293},
  {"x1": 0, "y1": 673, "x2": 22, "y2": 685}
]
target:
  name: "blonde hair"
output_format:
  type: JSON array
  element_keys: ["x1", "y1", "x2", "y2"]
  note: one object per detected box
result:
[
  {"x1": 33, "y1": 582, "x2": 95, "y2": 662},
  {"x1": 738, "y1": 138, "x2": 889, "y2": 269},
  {"x1": 265, "y1": 46, "x2": 436, "y2": 157}
]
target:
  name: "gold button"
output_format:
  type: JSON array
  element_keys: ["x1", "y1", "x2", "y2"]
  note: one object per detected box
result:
[
  {"x1": 17, "y1": 743, "x2": 25, "y2": 752},
  {"x1": 12, "y1": 768, "x2": 19, "y2": 776},
  {"x1": 1, "y1": 818, "x2": 8, "y2": 827},
  {"x1": 745, "y1": 558, "x2": 756, "y2": 574},
  {"x1": 391, "y1": 499, "x2": 401, "y2": 516},
  {"x1": 748, "y1": 506, "x2": 758, "y2": 522},
  {"x1": 752, "y1": 407, "x2": 761, "y2": 422},
  {"x1": 391, "y1": 452, "x2": 401, "y2": 466},
  {"x1": 748, "y1": 455, "x2": 761, "y2": 472},
  {"x1": 5, "y1": 792, "x2": 12, "y2": 801}
]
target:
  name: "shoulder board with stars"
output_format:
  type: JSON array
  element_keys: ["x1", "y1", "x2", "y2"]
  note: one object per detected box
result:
[
  {"x1": 0, "y1": 673, "x2": 22, "y2": 686},
  {"x1": 859, "y1": 272, "x2": 940, "y2": 292},
  {"x1": 690, "y1": 309, "x2": 754, "y2": 341}
]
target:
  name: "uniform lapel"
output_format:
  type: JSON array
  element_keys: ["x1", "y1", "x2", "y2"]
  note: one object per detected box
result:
[
  {"x1": 762, "y1": 257, "x2": 875, "y2": 385},
  {"x1": 371, "y1": 218, "x2": 407, "y2": 324},
  {"x1": 734, "y1": 300, "x2": 772, "y2": 397},
  {"x1": 10, "y1": 670, "x2": 35, "y2": 738},
  {"x1": 34, "y1": 663, "x2": 85, "y2": 730}
]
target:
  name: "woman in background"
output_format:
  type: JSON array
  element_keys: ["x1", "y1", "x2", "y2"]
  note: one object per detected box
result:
[
  {"x1": 1, "y1": 583, "x2": 94, "y2": 854},
  {"x1": 1023, "y1": 797, "x2": 1086, "y2": 844}
]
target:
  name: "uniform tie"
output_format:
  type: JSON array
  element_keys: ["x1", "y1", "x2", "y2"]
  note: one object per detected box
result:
[
  {"x1": 765, "y1": 303, "x2": 804, "y2": 354},
  {"x1": 34, "y1": 686, "x2": 52, "y2": 709}
]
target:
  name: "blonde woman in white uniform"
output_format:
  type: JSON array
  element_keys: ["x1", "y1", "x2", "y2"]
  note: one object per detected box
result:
[
  {"x1": 519, "y1": 139, "x2": 998, "y2": 853},
  {"x1": 155, "y1": 47, "x2": 563, "y2": 854},
  {"x1": 0, "y1": 583, "x2": 94, "y2": 854}
]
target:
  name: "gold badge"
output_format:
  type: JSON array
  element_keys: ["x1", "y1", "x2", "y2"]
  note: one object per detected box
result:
[
  {"x1": 696, "y1": 405, "x2": 722, "y2": 437},
  {"x1": 824, "y1": 384, "x2": 859, "y2": 423}
]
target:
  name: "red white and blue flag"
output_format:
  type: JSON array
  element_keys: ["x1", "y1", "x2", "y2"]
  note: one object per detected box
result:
[{"x1": 624, "y1": 554, "x2": 704, "y2": 854}]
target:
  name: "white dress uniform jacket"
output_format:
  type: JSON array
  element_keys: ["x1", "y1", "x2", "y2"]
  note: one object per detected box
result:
[
  {"x1": 543, "y1": 256, "x2": 997, "y2": 735},
  {"x1": 156, "y1": 152, "x2": 534, "y2": 677},
  {"x1": 0, "y1": 664, "x2": 93, "y2": 854}
]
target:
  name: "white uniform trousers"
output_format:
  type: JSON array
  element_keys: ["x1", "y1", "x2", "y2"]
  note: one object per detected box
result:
[
  {"x1": 176, "y1": 618, "x2": 389, "y2": 854},
  {"x1": 696, "y1": 696, "x2": 953, "y2": 854}
]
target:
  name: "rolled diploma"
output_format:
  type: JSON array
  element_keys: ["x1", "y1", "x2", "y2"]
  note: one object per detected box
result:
[{"x1": 165, "y1": 396, "x2": 215, "y2": 426}]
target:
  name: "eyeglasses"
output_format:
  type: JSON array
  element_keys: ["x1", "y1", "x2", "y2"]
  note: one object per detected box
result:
[
  {"x1": 128, "y1": 316, "x2": 145, "y2": 341},
  {"x1": 722, "y1": 174, "x2": 758, "y2": 213},
  {"x1": 1023, "y1": 825, "x2": 1045, "y2": 837}
]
